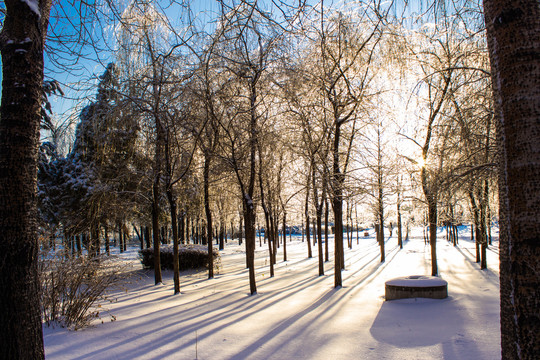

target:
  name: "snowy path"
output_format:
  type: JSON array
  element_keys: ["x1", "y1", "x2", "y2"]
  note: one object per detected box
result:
[{"x1": 44, "y1": 228, "x2": 501, "y2": 359}]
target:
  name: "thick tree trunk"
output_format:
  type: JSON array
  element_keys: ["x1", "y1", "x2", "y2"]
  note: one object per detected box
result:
[
  {"x1": 0, "y1": 0, "x2": 52, "y2": 357},
  {"x1": 484, "y1": 1, "x2": 540, "y2": 357}
]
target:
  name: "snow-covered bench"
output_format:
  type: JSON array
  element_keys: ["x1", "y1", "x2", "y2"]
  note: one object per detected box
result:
[{"x1": 385, "y1": 275, "x2": 448, "y2": 300}]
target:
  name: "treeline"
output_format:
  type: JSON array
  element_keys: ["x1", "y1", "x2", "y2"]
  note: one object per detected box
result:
[{"x1": 37, "y1": 1, "x2": 496, "y2": 295}]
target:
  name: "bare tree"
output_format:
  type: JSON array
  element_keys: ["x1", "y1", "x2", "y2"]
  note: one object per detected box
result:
[{"x1": 315, "y1": 3, "x2": 385, "y2": 287}]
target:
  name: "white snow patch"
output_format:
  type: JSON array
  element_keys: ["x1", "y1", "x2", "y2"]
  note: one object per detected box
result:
[
  {"x1": 21, "y1": 0, "x2": 41, "y2": 18},
  {"x1": 385, "y1": 275, "x2": 447, "y2": 287}
]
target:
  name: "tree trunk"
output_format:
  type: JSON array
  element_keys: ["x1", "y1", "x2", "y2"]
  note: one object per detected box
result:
[
  {"x1": 219, "y1": 223, "x2": 225, "y2": 250},
  {"x1": 90, "y1": 224, "x2": 100, "y2": 257},
  {"x1": 123, "y1": 227, "x2": 127, "y2": 252},
  {"x1": 152, "y1": 181, "x2": 162, "y2": 284},
  {"x1": 484, "y1": 1, "x2": 540, "y2": 357},
  {"x1": 317, "y1": 206, "x2": 324, "y2": 276},
  {"x1": 470, "y1": 191, "x2": 482, "y2": 263},
  {"x1": 238, "y1": 214, "x2": 243, "y2": 246},
  {"x1": 0, "y1": 1, "x2": 53, "y2": 356},
  {"x1": 325, "y1": 199, "x2": 329, "y2": 262},
  {"x1": 283, "y1": 212, "x2": 287, "y2": 261},
  {"x1": 346, "y1": 201, "x2": 351, "y2": 250},
  {"x1": 428, "y1": 198, "x2": 438, "y2": 276},
  {"x1": 263, "y1": 211, "x2": 274, "y2": 277},
  {"x1": 243, "y1": 196, "x2": 257, "y2": 294},
  {"x1": 204, "y1": 156, "x2": 214, "y2": 279},
  {"x1": 76, "y1": 235, "x2": 82, "y2": 257},
  {"x1": 480, "y1": 180, "x2": 489, "y2": 270},
  {"x1": 165, "y1": 130, "x2": 180, "y2": 293},
  {"x1": 333, "y1": 193, "x2": 344, "y2": 286},
  {"x1": 304, "y1": 173, "x2": 312, "y2": 258},
  {"x1": 378, "y1": 176, "x2": 385, "y2": 263},
  {"x1": 397, "y1": 201, "x2": 403, "y2": 249},
  {"x1": 272, "y1": 213, "x2": 278, "y2": 264},
  {"x1": 167, "y1": 191, "x2": 180, "y2": 294},
  {"x1": 105, "y1": 225, "x2": 110, "y2": 255},
  {"x1": 144, "y1": 226, "x2": 151, "y2": 248}
]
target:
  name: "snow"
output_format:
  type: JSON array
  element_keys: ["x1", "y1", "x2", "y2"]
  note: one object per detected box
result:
[
  {"x1": 385, "y1": 275, "x2": 447, "y2": 287},
  {"x1": 44, "y1": 226, "x2": 501, "y2": 359},
  {"x1": 21, "y1": 0, "x2": 41, "y2": 18}
]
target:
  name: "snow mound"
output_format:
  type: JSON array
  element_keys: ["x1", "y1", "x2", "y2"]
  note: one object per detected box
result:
[{"x1": 385, "y1": 275, "x2": 447, "y2": 288}]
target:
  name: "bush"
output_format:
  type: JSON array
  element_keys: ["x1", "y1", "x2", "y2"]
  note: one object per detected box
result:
[
  {"x1": 139, "y1": 244, "x2": 220, "y2": 272},
  {"x1": 40, "y1": 251, "x2": 127, "y2": 330}
]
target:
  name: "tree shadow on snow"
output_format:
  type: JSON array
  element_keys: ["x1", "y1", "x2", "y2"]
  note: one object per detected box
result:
[{"x1": 369, "y1": 296, "x2": 486, "y2": 358}]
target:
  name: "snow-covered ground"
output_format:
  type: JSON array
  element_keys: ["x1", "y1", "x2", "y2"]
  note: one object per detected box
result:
[{"x1": 44, "y1": 226, "x2": 501, "y2": 359}]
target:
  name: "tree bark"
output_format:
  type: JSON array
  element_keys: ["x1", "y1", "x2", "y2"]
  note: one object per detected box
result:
[
  {"x1": 283, "y1": 212, "x2": 287, "y2": 261},
  {"x1": 165, "y1": 132, "x2": 180, "y2": 293},
  {"x1": 152, "y1": 181, "x2": 162, "y2": 284},
  {"x1": 325, "y1": 199, "x2": 329, "y2": 262},
  {"x1": 397, "y1": 201, "x2": 403, "y2": 249},
  {"x1": 243, "y1": 197, "x2": 257, "y2": 294},
  {"x1": 304, "y1": 174, "x2": 312, "y2": 259},
  {"x1": 204, "y1": 156, "x2": 214, "y2": 279},
  {"x1": 332, "y1": 120, "x2": 346, "y2": 287},
  {"x1": 0, "y1": 0, "x2": 52, "y2": 357},
  {"x1": 428, "y1": 198, "x2": 438, "y2": 276},
  {"x1": 484, "y1": 0, "x2": 540, "y2": 357}
]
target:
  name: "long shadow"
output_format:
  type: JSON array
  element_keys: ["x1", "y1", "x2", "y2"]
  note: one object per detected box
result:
[
  {"x1": 105, "y1": 250, "x2": 322, "y2": 316},
  {"x1": 228, "y1": 288, "x2": 342, "y2": 359},
  {"x1": 47, "y1": 237, "x2": 406, "y2": 359},
  {"x1": 49, "y1": 254, "x2": 327, "y2": 355},
  {"x1": 65, "y1": 265, "x2": 333, "y2": 360},
  {"x1": 451, "y1": 246, "x2": 500, "y2": 285},
  {"x1": 224, "y1": 242, "x2": 404, "y2": 359}
]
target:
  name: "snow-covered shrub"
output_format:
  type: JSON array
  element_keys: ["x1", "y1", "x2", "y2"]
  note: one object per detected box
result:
[
  {"x1": 40, "y1": 250, "x2": 127, "y2": 330},
  {"x1": 139, "y1": 244, "x2": 220, "y2": 273}
]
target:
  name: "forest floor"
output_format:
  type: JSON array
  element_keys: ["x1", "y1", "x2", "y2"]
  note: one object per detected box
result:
[{"x1": 44, "y1": 226, "x2": 501, "y2": 359}]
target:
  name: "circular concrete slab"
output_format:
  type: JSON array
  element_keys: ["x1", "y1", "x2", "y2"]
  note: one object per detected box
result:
[{"x1": 385, "y1": 275, "x2": 448, "y2": 300}]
